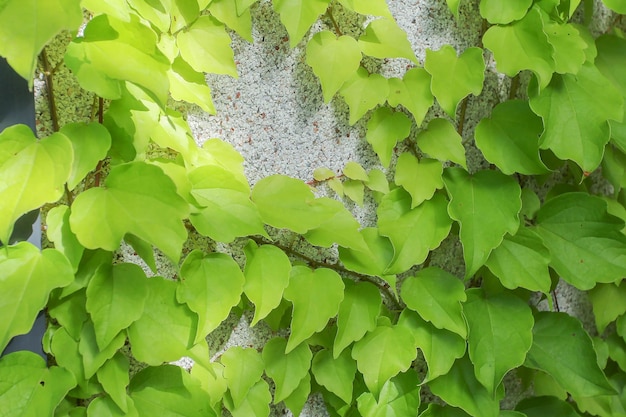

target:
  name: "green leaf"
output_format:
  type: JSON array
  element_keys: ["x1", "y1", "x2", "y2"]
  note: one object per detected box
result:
[
  {"x1": 70, "y1": 162, "x2": 189, "y2": 261},
  {"x1": 485, "y1": 227, "x2": 552, "y2": 293},
  {"x1": 535, "y1": 192, "x2": 626, "y2": 290},
  {"x1": 365, "y1": 168, "x2": 390, "y2": 194},
  {"x1": 243, "y1": 241, "x2": 292, "y2": 326},
  {"x1": 227, "y1": 380, "x2": 271, "y2": 417},
  {"x1": 0, "y1": 0, "x2": 82, "y2": 86},
  {"x1": 168, "y1": 56, "x2": 216, "y2": 114},
  {"x1": 343, "y1": 179, "x2": 365, "y2": 206},
  {"x1": 338, "y1": 227, "x2": 395, "y2": 277},
  {"x1": 65, "y1": 14, "x2": 170, "y2": 104},
  {"x1": 429, "y1": 355, "x2": 500, "y2": 417},
  {"x1": 387, "y1": 68, "x2": 434, "y2": 126},
  {"x1": 358, "y1": 18, "x2": 418, "y2": 63},
  {"x1": 401, "y1": 267, "x2": 467, "y2": 338},
  {"x1": 443, "y1": 168, "x2": 521, "y2": 278},
  {"x1": 340, "y1": 68, "x2": 389, "y2": 125},
  {"x1": 60, "y1": 122, "x2": 112, "y2": 190},
  {"x1": 49, "y1": 327, "x2": 90, "y2": 391},
  {"x1": 0, "y1": 125, "x2": 73, "y2": 244},
  {"x1": 221, "y1": 347, "x2": 265, "y2": 409},
  {"x1": 416, "y1": 118, "x2": 467, "y2": 169},
  {"x1": 445, "y1": 0, "x2": 462, "y2": 17},
  {"x1": 424, "y1": 46, "x2": 485, "y2": 118},
  {"x1": 357, "y1": 371, "x2": 421, "y2": 417},
  {"x1": 129, "y1": 365, "x2": 216, "y2": 417},
  {"x1": 588, "y1": 281, "x2": 626, "y2": 334},
  {"x1": 529, "y1": 62, "x2": 623, "y2": 172},
  {"x1": 312, "y1": 348, "x2": 357, "y2": 404},
  {"x1": 262, "y1": 337, "x2": 312, "y2": 402},
  {"x1": 48, "y1": 289, "x2": 88, "y2": 341},
  {"x1": 97, "y1": 353, "x2": 130, "y2": 413},
  {"x1": 87, "y1": 396, "x2": 138, "y2": 417},
  {"x1": 306, "y1": 31, "x2": 362, "y2": 103},
  {"x1": 313, "y1": 167, "x2": 336, "y2": 181},
  {"x1": 366, "y1": 107, "x2": 412, "y2": 168},
  {"x1": 124, "y1": 234, "x2": 158, "y2": 273},
  {"x1": 177, "y1": 251, "x2": 244, "y2": 343},
  {"x1": 0, "y1": 243, "x2": 73, "y2": 353},
  {"x1": 283, "y1": 266, "x2": 345, "y2": 352},
  {"x1": 516, "y1": 396, "x2": 581, "y2": 417},
  {"x1": 464, "y1": 289, "x2": 534, "y2": 394},
  {"x1": 601, "y1": 0, "x2": 626, "y2": 13},
  {"x1": 78, "y1": 320, "x2": 126, "y2": 379},
  {"x1": 524, "y1": 311, "x2": 615, "y2": 397},
  {"x1": 474, "y1": 100, "x2": 549, "y2": 175},
  {"x1": 351, "y1": 324, "x2": 418, "y2": 395},
  {"x1": 283, "y1": 373, "x2": 310, "y2": 417},
  {"x1": 46, "y1": 205, "x2": 84, "y2": 271},
  {"x1": 208, "y1": 0, "x2": 253, "y2": 42},
  {"x1": 177, "y1": 15, "x2": 237, "y2": 77},
  {"x1": 303, "y1": 198, "x2": 367, "y2": 250},
  {"x1": 0, "y1": 351, "x2": 75, "y2": 416},
  {"x1": 127, "y1": 277, "x2": 197, "y2": 365},
  {"x1": 482, "y1": 7, "x2": 554, "y2": 89},
  {"x1": 395, "y1": 154, "x2": 444, "y2": 208},
  {"x1": 544, "y1": 22, "x2": 588, "y2": 75},
  {"x1": 378, "y1": 189, "x2": 452, "y2": 274},
  {"x1": 273, "y1": 0, "x2": 331, "y2": 47},
  {"x1": 420, "y1": 404, "x2": 473, "y2": 417},
  {"x1": 86, "y1": 263, "x2": 148, "y2": 350},
  {"x1": 337, "y1": 0, "x2": 393, "y2": 18},
  {"x1": 479, "y1": 0, "x2": 532, "y2": 24}
]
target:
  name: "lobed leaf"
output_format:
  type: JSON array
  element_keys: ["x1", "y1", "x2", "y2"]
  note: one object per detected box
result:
[
  {"x1": 479, "y1": 0, "x2": 532, "y2": 24},
  {"x1": 366, "y1": 107, "x2": 412, "y2": 168},
  {"x1": 416, "y1": 118, "x2": 467, "y2": 169},
  {"x1": 340, "y1": 68, "x2": 389, "y2": 125},
  {"x1": 387, "y1": 68, "x2": 434, "y2": 126},
  {"x1": 60, "y1": 122, "x2": 112, "y2": 190},
  {"x1": 273, "y1": 0, "x2": 331, "y2": 47},
  {"x1": 221, "y1": 347, "x2": 265, "y2": 410},
  {"x1": 395, "y1": 154, "x2": 444, "y2": 208},
  {"x1": 356, "y1": 371, "x2": 421, "y2": 417},
  {"x1": 312, "y1": 349, "x2": 357, "y2": 404},
  {"x1": 262, "y1": 337, "x2": 312, "y2": 402},
  {"x1": 46, "y1": 205, "x2": 84, "y2": 271},
  {"x1": 358, "y1": 18, "x2": 418, "y2": 63}
]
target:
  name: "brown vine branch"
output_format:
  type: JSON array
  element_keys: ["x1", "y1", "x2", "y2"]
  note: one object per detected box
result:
[
  {"x1": 40, "y1": 48, "x2": 59, "y2": 132},
  {"x1": 326, "y1": 6, "x2": 343, "y2": 37},
  {"x1": 508, "y1": 74, "x2": 520, "y2": 100},
  {"x1": 457, "y1": 97, "x2": 469, "y2": 137}
]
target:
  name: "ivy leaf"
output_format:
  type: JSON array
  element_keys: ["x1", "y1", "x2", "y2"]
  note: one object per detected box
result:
[
  {"x1": 588, "y1": 281, "x2": 626, "y2": 334},
  {"x1": 366, "y1": 107, "x2": 412, "y2": 168},
  {"x1": 516, "y1": 396, "x2": 582, "y2": 417},
  {"x1": 168, "y1": 56, "x2": 216, "y2": 114},
  {"x1": 420, "y1": 404, "x2": 473, "y2": 417},
  {"x1": 303, "y1": 198, "x2": 368, "y2": 251},
  {"x1": 0, "y1": 0, "x2": 82, "y2": 86},
  {"x1": 262, "y1": 337, "x2": 312, "y2": 402},
  {"x1": 395, "y1": 154, "x2": 444, "y2": 208},
  {"x1": 429, "y1": 355, "x2": 500, "y2": 417},
  {"x1": 46, "y1": 205, "x2": 84, "y2": 271},
  {"x1": 78, "y1": 320, "x2": 126, "y2": 379},
  {"x1": 85, "y1": 263, "x2": 148, "y2": 351},
  {"x1": 0, "y1": 243, "x2": 73, "y2": 353},
  {"x1": 60, "y1": 123, "x2": 112, "y2": 190},
  {"x1": 208, "y1": 0, "x2": 253, "y2": 42},
  {"x1": 443, "y1": 168, "x2": 521, "y2": 278},
  {"x1": 387, "y1": 68, "x2": 434, "y2": 126},
  {"x1": 177, "y1": 251, "x2": 244, "y2": 344},
  {"x1": 524, "y1": 311, "x2": 615, "y2": 397},
  {"x1": 334, "y1": 281, "x2": 381, "y2": 358},
  {"x1": 485, "y1": 227, "x2": 551, "y2": 293},
  {"x1": 87, "y1": 396, "x2": 138, "y2": 417},
  {"x1": 424, "y1": 46, "x2": 485, "y2": 118},
  {"x1": 337, "y1": 0, "x2": 393, "y2": 18},
  {"x1": 312, "y1": 349, "x2": 357, "y2": 404},
  {"x1": 464, "y1": 289, "x2": 534, "y2": 394},
  {"x1": 273, "y1": 0, "x2": 331, "y2": 47},
  {"x1": 358, "y1": 18, "x2": 418, "y2": 64},
  {"x1": 351, "y1": 324, "x2": 418, "y2": 395},
  {"x1": 479, "y1": 0, "x2": 532, "y2": 24},
  {"x1": 97, "y1": 353, "x2": 130, "y2": 413},
  {"x1": 529, "y1": 63, "x2": 623, "y2": 172},
  {"x1": 221, "y1": 347, "x2": 265, "y2": 409},
  {"x1": 535, "y1": 192, "x2": 626, "y2": 290},
  {"x1": 482, "y1": 7, "x2": 554, "y2": 89},
  {"x1": 474, "y1": 100, "x2": 549, "y2": 175},
  {"x1": 378, "y1": 189, "x2": 452, "y2": 275},
  {"x1": 283, "y1": 266, "x2": 345, "y2": 352},
  {"x1": 338, "y1": 227, "x2": 395, "y2": 277},
  {"x1": 602, "y1": 0, "x2": 626, "y2": 12},
  {"x1": 401, "y1": 267, "x2": 467, "y2": 338},
  {"x1": 340, "y1": 68, "x2": 389, "y2": 125},
  {"x1": 0, "y1": 126, "x2": 73, "y2": 244},
  {"x1": 416, "y1": 118, "x2": 467, "y2": 169},
  {"x1": 544, "y1": 22, "x2": 588, "y2": 75},
  {"x1": 70, "y1": 162, "x2": 189, "y2": 262},
  {"x1": 177, "y1": 15, "x2": 237, "y2": 77},
  {"x1": 243, "y1": 241, "x2": 292, "y2": 326},
  {"x1": 356, "y1": 371, "x2": 421, "y2": 417},
  {"x1": 283, "y1": 373, "x2": 310, "y2": 417},
  {"x1": 306, "y1": 31, "x2": 362, "y2": 103},
  {"x1": 227, "y1": 380, "x2": 271, "y2": 417},
  {"x1": 445, "y1": 0, "x2": 462, "y2": 17}
]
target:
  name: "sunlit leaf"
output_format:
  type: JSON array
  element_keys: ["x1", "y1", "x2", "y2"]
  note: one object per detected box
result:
[
  {"x1": 78, "y1": 320, "x2": 126, "y2": 379},
  {"x1": 262, "y1": 337, "x2": 312, "y2": 402},
  {"x1": 544, "y1": 22, "x2": 588, "y2": 75},
  {"x1": 416, "y1": 118, "x2": 467, "y2": 169},
  {"x1": 283, "y1": 373, "x2": 310, "y2": 417},
  {"x1": 387, "y1": 68, "x2": 434, "y2": 126},
  {"x1": 356, "y1": 371, "x2": 421, "y2": 417},
  {"x1": 340, "y1": 68, "x2": 389, "y2": 125},
  {"x1": 273, "y1": 0, "x2": 331, "y2": 47},
  {"x1": 479, "y1": 0, "x2": 532, "y2": 24},
  {"x1": 334, "y1": 281, "x2": 381, "y2": 357},
  {"x1": 312, "y1": 348, "x2": 357, "y2": 404},
  {"x1": 358, "y1": 18, "x2": 418, "y2": 63},
  {"x1": 395, "y1": 154, "x2": 444, "y2": 208},
  {"x1": 46, "y1": 205, "x2": 84, "y2": 271},
  {"x1": 303, "y1": 198, "x2": 367, "y2": 250},
  {"x1": 209, "y1": 0, "x2": 253, "y2": 42},
  {"x1": 221, "y1": 347, "x2": 265, "y2": 409},
  {"x1": 168, "y1": 56, "x2": 216, "y2": 114},
  {"x1": 338, "y1": 227, "x2": 395, "y2": 277},
  {"x1": 97, "y1": 353, "x2": 130, "y2": 413},
  {"x1": 227, "y1": 379, "x2": 271, "y2": 417},
  {"x1": 60, "y1": 122, "x2": 112, "y2": 190},
  {"x1": 366, "y1": 107, "x2": 412, "y2": 167}
]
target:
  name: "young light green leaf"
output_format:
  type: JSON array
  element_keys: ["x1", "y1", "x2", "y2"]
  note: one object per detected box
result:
[
  {"x1": 221, "y1": 347, "x2": 265, "y2": 409},
  {"x1": 445, "y1": 0, "x2": 462, "y2": 17},
  {"x1": 535, "y1": 192, "x2": 626, "y2": 290},
  {"x1": 78, "y1": 320, "x2": 126, "y2": 379},
  {"x1": 87, "y1": 396, "x2": 138, "y2": 417},
  {"x1": 343, "y1": 161, "x2": 369, "y2": 181},
  {"x1": 86, "y1": 263, "x2": 148, "y2": 350},
  {"x1": 485, "y1": 227, "x2": 552, "y2": 293},
  {"x1": 516, "y1": 396, "x2": 581, "y2": 417},
  {"x1": 0, "y1": 243, "x2": 73, "y2": 353},
  {"x1": 97, "y1": 353, "x2": 130, "y2": 413},
  {"x1": 544, "y1": 22, "x2": 588, "y2": 75},
  {"x1": 357, "y1": 371, "x2": 421, "y2": 417},
  {"x1": 168, "y1": 56, "x2": 216, "y2": 114},
  {"x1": 303, "y1": 198, "x2": 368, "y2": 251},
  {"x1": 227, "y1": 380, "x2": 271, "y2": 417},
  {"x1": 482, "y1": 7, "x2": 554, "y2": 89},
  {"x1": 337, "y1": 0, "x2": 393, "y2": 18},
  {"x1": 312, "y1": 349, "x2": 357, "y2": 404},
  {"x1": 60, "y1": 122, "x2": 112, "y2": 190},
  {"x1": 177, "y1": 251, "x2": 244, "y2": 343},
  {"x1": 306, "y1": 31, "x2": 362, "y2": 103},
  {"x1": 588, "y1": 281, "x2": 626, "y2": 334},
  {"x1": 524, "y1": 311, "x2": 615, "y2": 397},
  {"x1": 283, "y1": 266, "x2": 345, "y2": 352},
  {"x1": 46, "y1": 205, "x2": 84, "y2": 271},
  {"x1": 274, "y1": 0, "x2": 331, "y2": 47},
  {"x1": 365, "y1": 168, "x2": 390, "y2": 194},
  {"x1": 313, "y1": 167, "x2": 336, "y2": 181},
  {"x1": 209, "y1": 0, "x2": 253, "y2": 42},
  {"x1": 358, "y1": 18, "x2": 418, "y2": 64},
  {"x1": 340, "y1": 68, "x2": 389, "y2": 125},
  {"x1": 378, "y1": 189, "x2": 452, "y2": 275},
  {"x1": 262, "y1": 337, "x2": 312, "y2": 402},
  {"x1": 395, "y1": 154, "x2": 444, "y2": 208},
  {"x1": 474, "y1": 100, "x2": 549, "y2": 175},
  {"x1": 479, "y1": 0, "x2": 532, "y2": 24},
  {"x1": 283, "y1": 373, "x2": 311, "y2": 417},
  {"x1": 464, "y1": 289, "x2": 534, "y2": 394},
  {"x1": 49, "y1": 327, "x2": 88, "y2": 390},
  {"x1": 443, "y1": 168, "x2": 521, "y2": 278},
  {"x1": 338, "y1": 227, "x2": 395, "y2": 277},
  {"x1": 416, "y1": 119, "x2": 465, "y2": 168},
  {"x1": 0, "y1": 125, "x2": 73, "y2": 244},
  {"x1": 602, "y1": 0, "x2": 626, "y2": 12},
  {"x1": 177, "y1": 15, "x2": 237, "y2": 77},
  {"x1": 424, "y1": 46, "x2": 485, "y2": 118},
  {"x1": 367, "y1": 107, "x2": 412, "y2": 168},
  {"x1": 243, "y1": 241, "x2": 291, "y2": 326},
  {"x1": 529, "y1": 63, "x2": 623, "y2": 172},
  {"x1": 401, "y1": 267, "x2": 467, "y2": 338},
  {"x1": 343, "y1": 179, "x2": 365, "y2": 206},
  {"x1": 387, "y1": 68, "x2": 434, "y2": 126},
  {"x1": 70, "y1": 162, "x2": 189, "y2": 261},
  {"x1": 334, "y1": 281, "x2": 382, "y2": 357}
]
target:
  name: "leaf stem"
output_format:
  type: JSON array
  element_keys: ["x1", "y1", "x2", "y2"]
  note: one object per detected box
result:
[
  {"x1": 509, "y1": 74, "x2": 520, "y2": 100},
  {"x1": 326, "y1": 6, "x2": 343, "y2": 37},
  {"x1": 40, "y1": 48, "x2": 60, "y2": 132}
]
